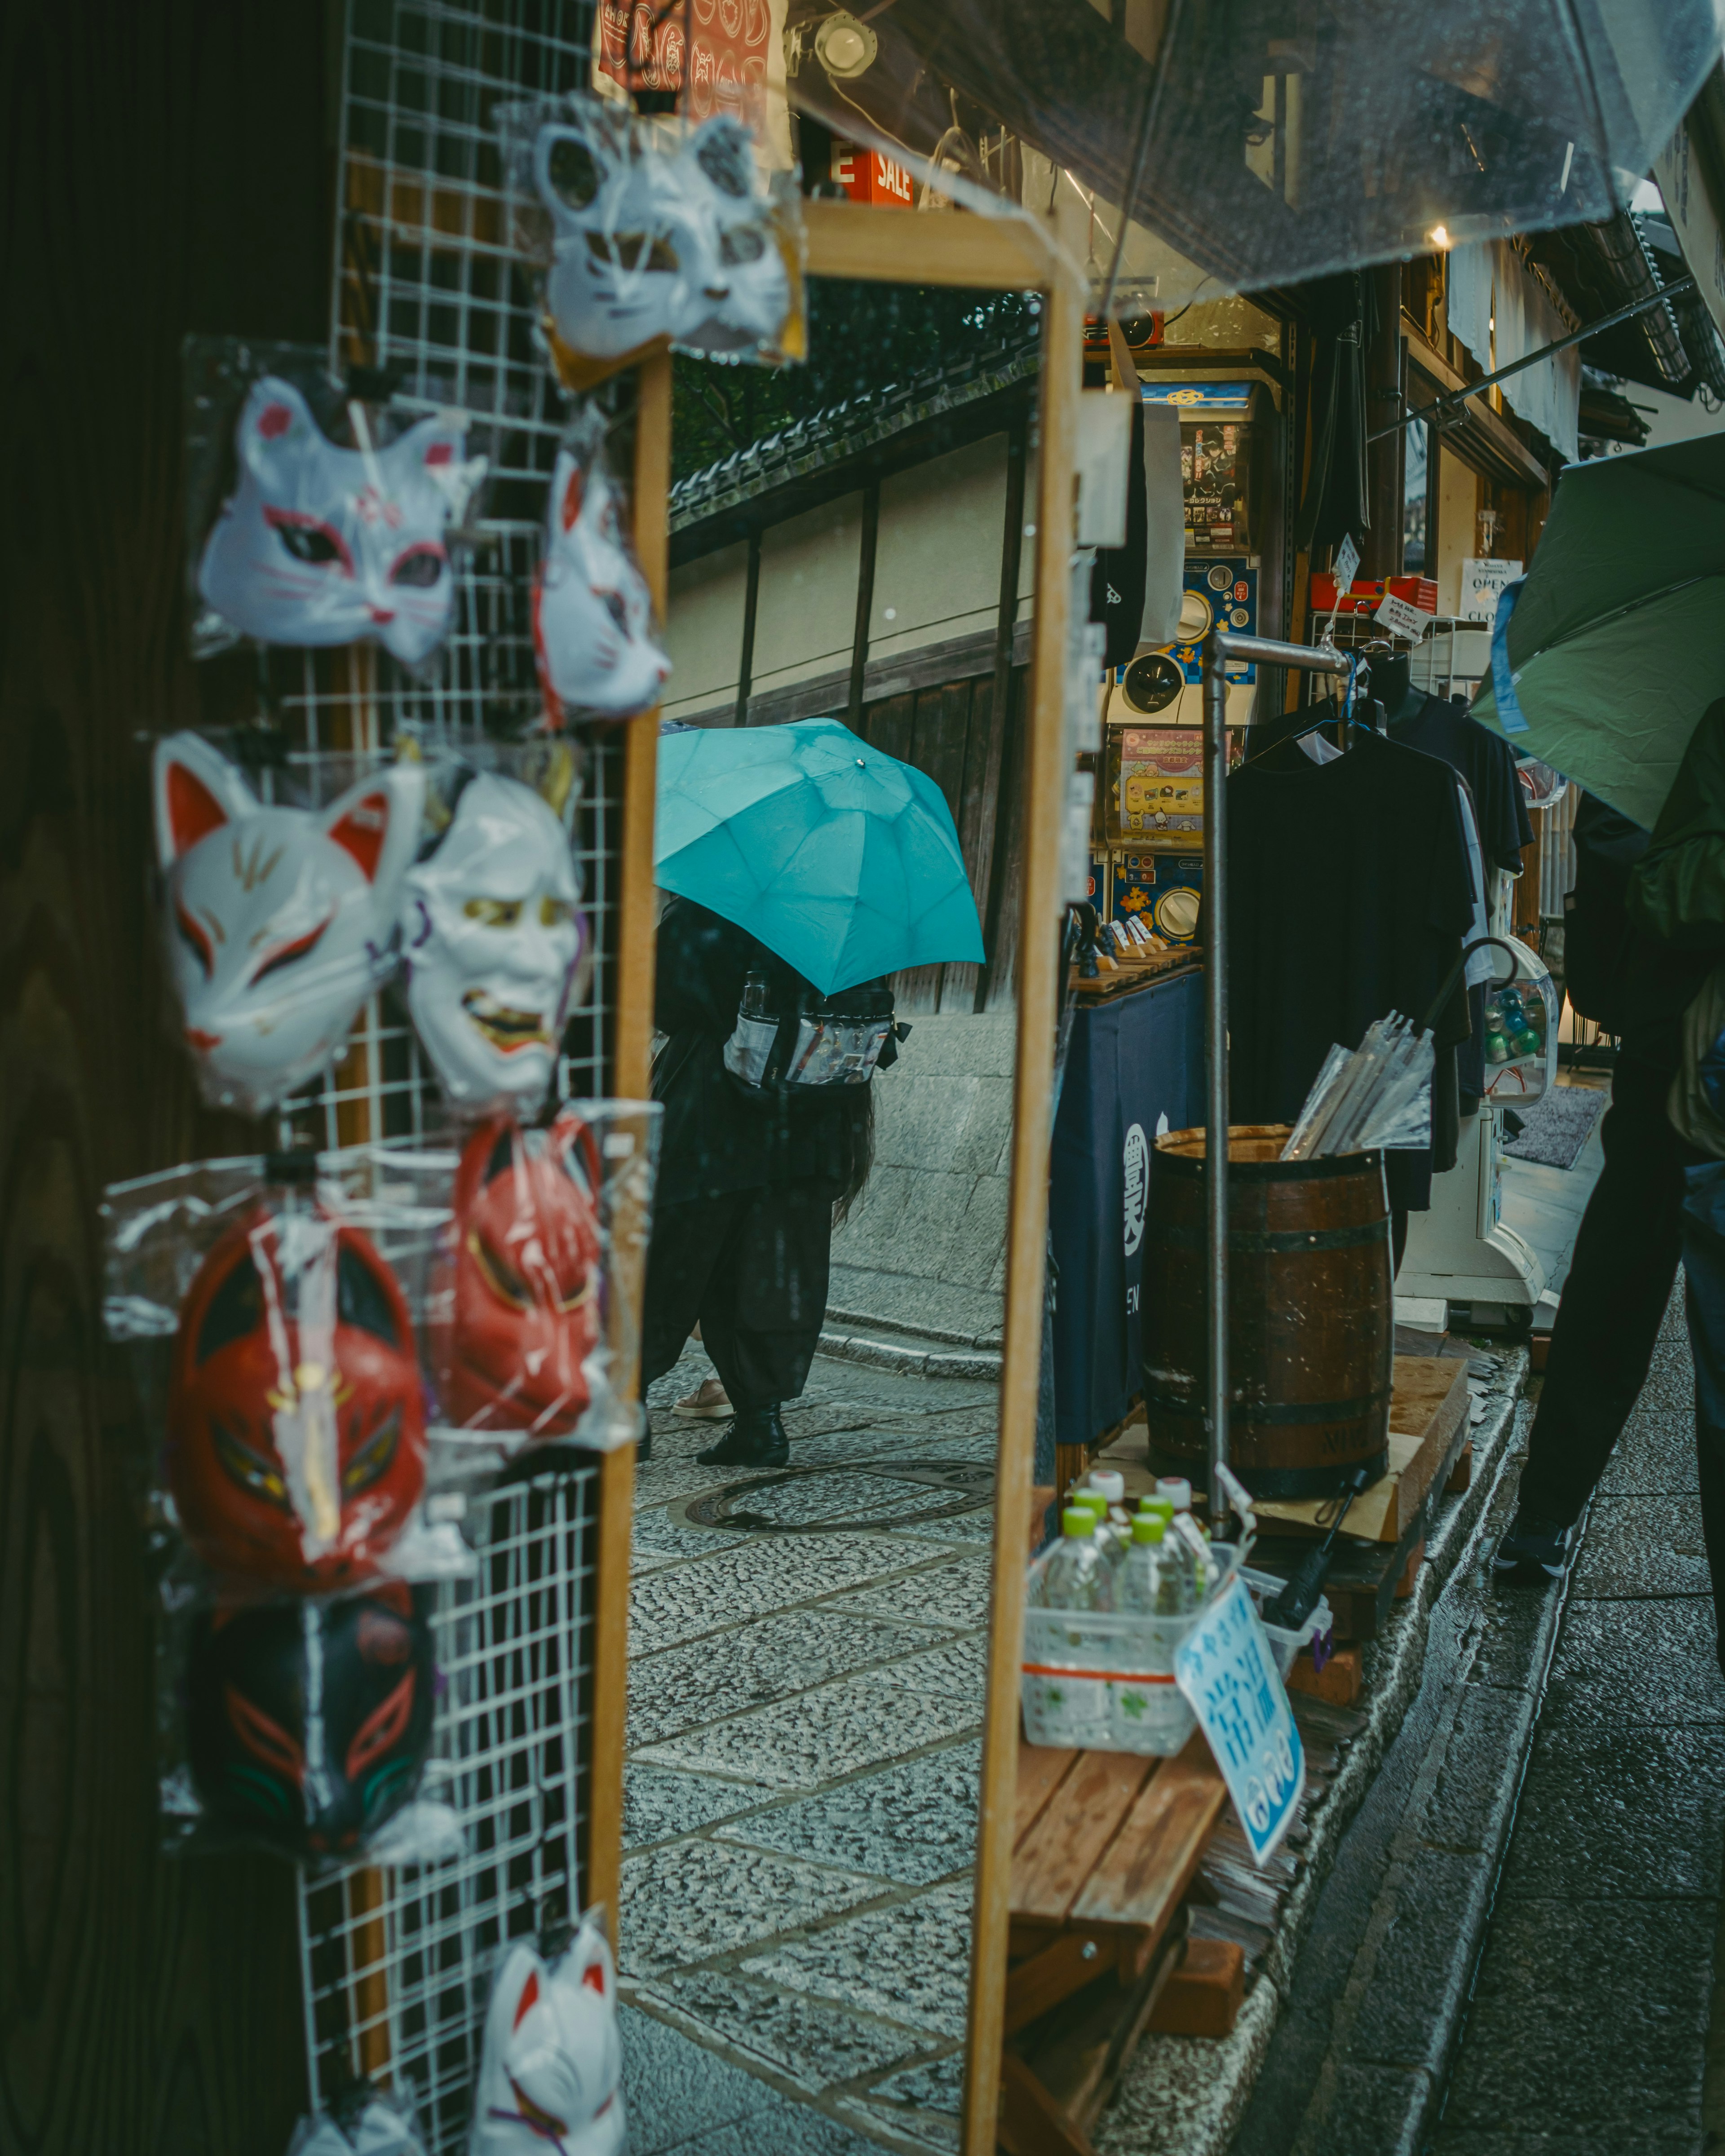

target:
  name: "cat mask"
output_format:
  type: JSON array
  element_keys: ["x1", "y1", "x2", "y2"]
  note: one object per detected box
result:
[
  {"x1": 501, "y1": 94, "x2": 801, "y2": 380},
  {"x1": 532, "y1": 416, "x2": 669, "y2": 726},
  {"x1": 197, "y1": 376, "x2": 484, "y2": 667},
  {"x1": 472, "y1": 1910, "x2": 624, "y2": 2156},
  {"x1": 155, "y1": 731, "x2": 426, "y2": 1115},
  {"x1": 402, "y1": 772, "x2": 587, "y2": 1117}
]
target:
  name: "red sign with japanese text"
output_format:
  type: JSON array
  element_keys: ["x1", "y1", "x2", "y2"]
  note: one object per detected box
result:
[{"x1": 597, "y1": 0, "x2": 777, "y2": 122}]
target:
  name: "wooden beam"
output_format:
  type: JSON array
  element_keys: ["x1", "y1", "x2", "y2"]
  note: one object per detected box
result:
[
  {"x1": 961, "y1": 190, "x2": 1086, "y2": 2156},
  {"x1": 586, "y1": 348, "x2": 673, "y2": 1948},
  {"x1": 803, "y1": 199, "x2": 1056, "y2": 290}
]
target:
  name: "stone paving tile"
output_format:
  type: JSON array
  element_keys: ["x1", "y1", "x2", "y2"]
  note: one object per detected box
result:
[
  {"x1": 624, "y1": 1763, "x2": 775, "y2": 1849},
  {"x1": 820, "y1": 1551, "x2": 995, "y2": 1631},
  {"x1": 629, "y1": 1534, "x2": 952, "y2": 1654},
  {"x1": 863, "y1": 1635, "x2": 987, "y2": 1696},
  {"x1": 691, "y1": 2101, "x2": 892, "y2": 2156},
  {"x1": 637, "y1": 1968, "x2": 929, "y2": 2090},
  {"x1": 888, "y1": 1507, "x2": 997, "y2": 1546},
  {"x1": 620, "y1": 2001, "x2": 784, "y2": 2152},
  {"x1": 1437, "y1": 1896, "x2": 1713, "y2": 2139},
  {"x1": 862, "y1": 2045, "x2": 965, "y2": 2114},
  {"x1": 628, "y1": 1608, "x2": 922, "y2": 1748},
  {"x1": 634, "y1": 1456, "x2": 761, "y2": 1505},
  {"x1": 718, "y1": 1740, "x2": 981, "y2": 1886},
  {"x1": 1494, "y1": 1723, "x2": 1725, "y2": 1901},
  {"x1": 1538, "y1": 1593, "x2": 1725, "y2": 1730},
  {"x1": 739, "y1": 1879, "x2": 975, "y2": 2038},
  {"x1": 1567, "y1": 1493, "x2": 1712, "y2": 1599},
  {"x1": 619, "y1": 1836, "x2": 886, "y2": 1979},
  {"x1": 631, "y1": 1507, "x2": 747, "y2": 1563},
  {"x1": 634, "y1": 1670, "x2": 984, "y2": 1789}
]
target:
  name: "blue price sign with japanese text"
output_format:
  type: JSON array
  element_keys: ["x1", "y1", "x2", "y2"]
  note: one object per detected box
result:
[{"x1": 1174, "y1": 1577, "x2": 1304, "y2": 1866}]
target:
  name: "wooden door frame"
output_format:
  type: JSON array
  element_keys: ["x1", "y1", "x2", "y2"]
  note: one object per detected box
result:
[{"x1": 585, "y1": 197, "x2": 1085, "y2": 2156}]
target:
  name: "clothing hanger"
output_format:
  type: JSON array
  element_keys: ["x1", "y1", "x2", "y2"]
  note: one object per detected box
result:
[{"x1": 1240, "y1": 652, "x2": 1376, "y2": 769}]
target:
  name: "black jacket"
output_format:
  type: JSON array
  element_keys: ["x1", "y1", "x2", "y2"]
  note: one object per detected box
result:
[
  {"x1": 651, "y1": 897, "x2": 876, "y2": 1204},
  {"x1": 1565, "y1": 792, "x2": 1714, "y2": 1072}
]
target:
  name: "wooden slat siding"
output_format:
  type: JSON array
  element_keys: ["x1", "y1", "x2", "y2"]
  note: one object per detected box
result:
[
  {"x1": 1070, "y1": 1732, "x2": 1228, "y2": 1934},
  {"x1": 980, "y1": 667, "x2": 1033, "y2": 1011},
  {"x1": 1, "y1": 8, "x2": 333, "y2": 2150},
  {"x1": 1009, "y1": 1751, "x2": 1155, "y2": 1926},
  {"x1": 941, "y1": 671, "x2": 1000, "y2": 1013},
  {"x1": 921, "y1": 676, "x2": 980, "y2": 1012}
]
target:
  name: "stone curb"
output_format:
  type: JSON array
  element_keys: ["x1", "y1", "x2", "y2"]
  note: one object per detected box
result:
[
  {"x1": 1095, "y1": 1348, "x2": 1533, "y2": 2156},
  {"x1": 816, "y1": 1327, "x2": 1003, "y2": 1383}
]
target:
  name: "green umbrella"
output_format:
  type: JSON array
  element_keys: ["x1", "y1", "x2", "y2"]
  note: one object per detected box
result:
[
  {"x1": 1471, "y1": 434, "x2": 1725, "y2": 833},
  {"x1": 653, "y1": 716, "x2": 985, "y2": 994}
]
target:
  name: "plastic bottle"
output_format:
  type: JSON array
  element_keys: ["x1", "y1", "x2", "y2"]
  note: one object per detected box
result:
[
  {"x1": 1154, "y1": 1477, "x2": 1194, "y2": 1514},
  {"x1": 1034, "y1": 1507, "x2": 1116, "y2": 1612},
  {"x1": 740, "y1": 971, "x2": 776, "y2": 1021},
  {"x1": 1120, "y1": 1512, "x2": 1195, "y2": 1617}
]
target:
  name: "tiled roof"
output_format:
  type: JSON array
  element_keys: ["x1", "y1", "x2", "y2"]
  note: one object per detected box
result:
[{"x1": 668, "y1": 333, "x2": 1040, "y2": 532}]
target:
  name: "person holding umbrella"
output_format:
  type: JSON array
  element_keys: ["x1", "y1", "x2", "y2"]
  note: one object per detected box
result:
[
  {"x1": 1472, "y1": 436, "x2": 1725, "y2": 1641},
  {"x1": 641, "y1": 718, "x2": 985, "y2": 1467}
]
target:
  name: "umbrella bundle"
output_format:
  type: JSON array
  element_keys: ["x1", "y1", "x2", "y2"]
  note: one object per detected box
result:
[{"x1": 1281, "y1": 1015, "x2": 1435, "y2": 1162}]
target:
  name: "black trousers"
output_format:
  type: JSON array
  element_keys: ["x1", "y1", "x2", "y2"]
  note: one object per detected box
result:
[
  {"x1": 641, "y1": 1182, "x2": 834, "y2": 1411},
  {"x1": 1519, "y1": 1057, "x2": 1692, "y2": 1525}
]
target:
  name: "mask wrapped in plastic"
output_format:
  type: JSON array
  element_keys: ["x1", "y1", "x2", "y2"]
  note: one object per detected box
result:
[
  {"x1": 193, "y1": 359, "x2": 486, "y2": 669},
  {"x1": 287, "y1": 2084, "x2": 429, "y2": 2156},
  {"x1": 402, "y1": 767, "x2": 588, "y2": 1118},
  {"x1": 532, "y1": 409, "x2": 670, "y2": 726},
  {"x1": 470, "y1": 1908, "x2": 624, "y2": 2156},
  {"x1": 496, "y1": 91, "x2": 805, "y2": 385},
  {"x1": 166, "y1": 1197, "x2": 428, "y2": 1591},
  {"x1": 430, "y1": 1113, "x2": 606, "y2": 1446},
  {"x1": 154, "y1": 731, "x2": 425, "y2": 1116},
  {"x1": 184, "y1": 1582, "x2": 438, "y2": 1861}
]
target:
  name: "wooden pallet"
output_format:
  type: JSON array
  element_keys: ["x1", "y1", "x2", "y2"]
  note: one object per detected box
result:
[{"x1": 1001, "y1": 1733, "x2": 1229, "y2": 2152}]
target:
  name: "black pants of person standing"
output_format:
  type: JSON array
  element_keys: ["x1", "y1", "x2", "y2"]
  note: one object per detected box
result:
[
  {"x1": 641, "y1": 1180, "x2": 835, "y2": 1452},
  {"x1": 1505, "y1": 1058, "x2": 1723, "y2": 1630}
]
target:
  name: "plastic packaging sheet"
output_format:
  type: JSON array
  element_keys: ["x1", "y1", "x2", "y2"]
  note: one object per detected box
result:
[
  {"x1": 184, "y1": 336, "x2": 487, "y2": 671},
  {"x1": 1282, "y1": 1014, "x2": 1435, "y2": 1160},
  {"x1": 495, "y1": 89, "x2": 807, "y2": 385},
  {"x1": 785, "y1": 0, "x2": 1725, "y2": 307}
]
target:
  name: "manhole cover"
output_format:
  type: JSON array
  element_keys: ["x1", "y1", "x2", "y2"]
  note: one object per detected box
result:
[{"x1": 678, "y1": 1459, "x2": 995, "y2": 1535}]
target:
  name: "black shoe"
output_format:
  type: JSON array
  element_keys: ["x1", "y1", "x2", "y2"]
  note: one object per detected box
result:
[
  {"x1": 696, "y1": 1405, "x2": 789, "y2": 1469},
  {"x1": 1493, "y1": 1508, "x2": 1572, "y2": 1579}
]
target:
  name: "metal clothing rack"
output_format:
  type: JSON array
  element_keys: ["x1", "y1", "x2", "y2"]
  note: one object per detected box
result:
[{"x1": 1200, "y1": 631, "x2": 1350, "y2": 1528}]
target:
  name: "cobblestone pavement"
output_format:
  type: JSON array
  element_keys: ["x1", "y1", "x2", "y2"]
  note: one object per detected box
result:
[
  {"x1": 619, "y1": 1345, "x2": 1000, "y2": 2154},
  {"x1": 1431, "y1": 1296, "x2": 1725, "y2": 2154}
]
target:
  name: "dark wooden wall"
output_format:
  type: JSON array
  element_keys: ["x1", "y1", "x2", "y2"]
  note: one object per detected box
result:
[
  {"x1": 1, "y1": 8, "x2": 335, "y2": 2150},
  {"x1": 860, "y1": 664, "x2": 1028, "y2": 1015}
]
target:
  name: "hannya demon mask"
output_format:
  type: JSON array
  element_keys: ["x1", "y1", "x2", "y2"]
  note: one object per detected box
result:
[
  {"x1": 431, "y1": 1114, "x2": 603, "y2": 1441},
  {"x1": 155, "y1": 731, "x2": 425, "y2": 1116},
  {"x1": 403, "y1": 773, "x2": 587, "y2": 1115},
  {"x1": 473, "y1": 1911, "x2": 624, "y2": 2156},
  {"x1": 167, "y1": 1205, "x2": 427, "y2": 1589},
  {"x1": 198, "y1": 375, "x2": 483, "y2": 667},
  {"x1": 510, "y1": 94, "x2": 798, "y2": 373},
  {"x1": 532, "y1": 418, "x2": 669, "y2": 725},
  {"x1": 186, "y1": 1582, "x2": 435, "y2": 1860}
]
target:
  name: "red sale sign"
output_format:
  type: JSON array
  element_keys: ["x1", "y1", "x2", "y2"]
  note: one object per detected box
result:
[{"x1": 828, "y1": 141, "x2": 914, "y2": 207}]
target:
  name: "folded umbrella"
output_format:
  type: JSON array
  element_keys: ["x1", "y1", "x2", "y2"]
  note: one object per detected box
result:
[
  {"x1": 1471, "y1": 434, "x2": 1725, "y2": 834},
  {"x1": 653, "y1": 716, "x2": 985, "y2": 995}
]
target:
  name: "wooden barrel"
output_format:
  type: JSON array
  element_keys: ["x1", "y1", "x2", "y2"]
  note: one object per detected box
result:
[{"x1": 1140, "y1": 1124, "x2": 1393, "y2": 1499}]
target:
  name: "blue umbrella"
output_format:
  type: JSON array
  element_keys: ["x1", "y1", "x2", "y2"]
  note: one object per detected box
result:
[{"x1": 653, "y1": 717, "x2": 986, "y2": 995}]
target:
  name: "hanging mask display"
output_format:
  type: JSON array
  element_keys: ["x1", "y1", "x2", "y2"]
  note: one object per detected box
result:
[
  {"x1": 496, "y1": 93, "x2": 805, "y2": 385},
  {"x1": 431, "y1": 1114, "x2": 603, "y2": 1443},
  {"x1": 196, "y1": 373, "x2": 484, "y2": 667},
  {"x1": 185, "y1": 1582, "x2": 436, "y2": 1860},
  {"x1": 471, "y1": 1909, "x2": 625, "y2": 2156},
  {"x1": 402, "y1": 770, "x2": 588, "y2": 1116},
  {"x1": 532, "y1": 412, "x2": 670, "y2": 726},
  {"x1": 154, "y1": 731, "x2": 425, "y2": 1116},
  {"x1": 166, "y1": 1203, "x2": 427, "y2": 1590}
]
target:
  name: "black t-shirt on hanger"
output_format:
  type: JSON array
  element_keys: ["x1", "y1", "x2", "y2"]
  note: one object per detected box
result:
[{"x1": 1205, "y1": 728, "x2": 1476, "y2": 1211}]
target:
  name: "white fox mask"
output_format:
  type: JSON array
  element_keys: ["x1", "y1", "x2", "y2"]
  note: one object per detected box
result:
[
  {"x1": 154, "y1": 732, "x2": 425, "y2": 1115},
  {"x1": 197, "y1": 377, "x2": 482, "y2": 667},
  {"x1": 514, "y1": 96, "x2": 795, "y2": 369},
  {"x1": 532, "y1": 420, "x2": 669, "y2": 725},
  {"x1": 402, "y1": 773, "x2": 587, "y2": 1116},
  {"x1": 471, "y1": 1910, "x2": 624, "y2": 2156}
]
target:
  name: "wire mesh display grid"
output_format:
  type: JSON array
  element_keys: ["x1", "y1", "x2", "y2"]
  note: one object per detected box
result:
[{"x1": 287, "y1": 4, "x2": 621, "y2": 2145}]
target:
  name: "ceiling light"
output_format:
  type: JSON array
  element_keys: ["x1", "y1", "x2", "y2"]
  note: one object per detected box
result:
[{"x1": 814, "y1": 11, "x2": 878, "y2": 79}]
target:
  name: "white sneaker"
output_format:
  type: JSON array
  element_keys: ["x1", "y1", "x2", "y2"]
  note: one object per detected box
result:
[{"x1": 673, "y1": 1376, "x2": 733, "y2": 1420}]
